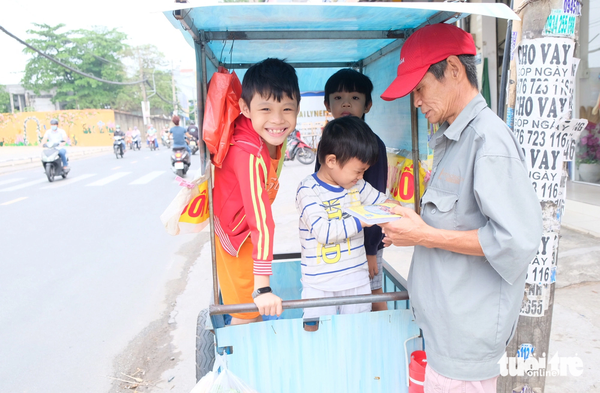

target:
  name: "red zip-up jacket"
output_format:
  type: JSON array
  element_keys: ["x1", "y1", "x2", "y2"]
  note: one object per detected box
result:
[{"x1": 213, "y1": 115, "x2": 282, "y2": 276}]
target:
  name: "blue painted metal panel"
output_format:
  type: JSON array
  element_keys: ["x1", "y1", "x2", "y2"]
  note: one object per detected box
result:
[{"x1": 215, "y1": 309, "x2": 421, "y2": 393}]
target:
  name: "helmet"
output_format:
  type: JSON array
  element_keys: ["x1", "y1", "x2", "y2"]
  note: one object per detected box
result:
[
  {"x1": 50, "y1": 119, "x2": 59, "y2": 125},
  {"x1": 190, "y1": 121, "x2": 195, "y2": 125},
  {"x1": 115, "y1": 125, "x2": 121, "y2": 130}
]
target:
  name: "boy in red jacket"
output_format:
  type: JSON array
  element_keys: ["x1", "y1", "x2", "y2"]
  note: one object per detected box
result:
[{"x1": 213, "y1": 58, "x2": 300, "y2": 325}]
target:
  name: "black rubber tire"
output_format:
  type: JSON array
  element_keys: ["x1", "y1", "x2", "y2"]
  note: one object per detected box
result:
[
  {"x1": 120, "y1": 146, "x2": 124, "y2": 158},
  {"x1": 45, "y1": 165, "x2": 55, "y2": 182},
  {"x1": 296, "y1": 147, "x2": 316, "y2": 165},
  {"x1": 176, "y1": 168, "x2": 184, "y2": 177},
  {"x1": 61, "y1": 171, "x2": 68, "y2": 179},
  {"x1": 195, "y1": 309, "x2": 216, "y2": 382}
]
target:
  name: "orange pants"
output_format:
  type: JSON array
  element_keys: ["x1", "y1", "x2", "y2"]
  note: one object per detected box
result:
[{"x1": 215, "y1": 235, "x2": 259, "y2": 320}]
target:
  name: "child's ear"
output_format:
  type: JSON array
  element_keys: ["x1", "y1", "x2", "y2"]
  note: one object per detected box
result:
[
  {"x1": 239, "y1": 98, "x2": 251, "y2": 118},
  {"x1": 324, "y1": 100, "x2": 331, "y2": 113},
  {"x1": 364, "y1": 101, "x2": 373, "y2": 114},
  {"x1": 324, "y1": 154, "x2": 337, "y2": 168}
]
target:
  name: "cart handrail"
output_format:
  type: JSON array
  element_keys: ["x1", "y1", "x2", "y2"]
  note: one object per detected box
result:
[{"x1": 209, "y1": 292, "x2": 409, "y2": 316}]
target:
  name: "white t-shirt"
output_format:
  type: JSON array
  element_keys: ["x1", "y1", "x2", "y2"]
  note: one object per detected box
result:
[
  {"x1": 44, "y1": 128, "x2": 68, "y2": 146},
  {"x1": 295, "y1": 174, "x2": 387, "y2": 292}
]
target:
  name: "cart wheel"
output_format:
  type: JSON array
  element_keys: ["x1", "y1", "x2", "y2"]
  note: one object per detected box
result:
[{"x1": 195, "y1": 308, "x2": 215, "y2": 382}]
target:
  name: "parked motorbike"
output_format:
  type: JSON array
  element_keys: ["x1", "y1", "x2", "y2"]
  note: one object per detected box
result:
[
  {"x1": 171, "y1": 147, "x2": 191, "y2": 177},
  {"x1": 148, "y1": 134, "x2": 158, "y2": 151},
  {"x1": 285, "y1": 131, "x2": 316, "y2": 165},
  {"x1": 188, "y1": 136, "x2": 199, "y2": 155},
  {"x1": 41, "y1": 142, "x2": 70, "y2": 182},
  {"x1": 113, "y1": 135, "x2": 125, "y2": 159},
  {"x1": 162, "y1": 133, "x2": 172, "y2": 148}
]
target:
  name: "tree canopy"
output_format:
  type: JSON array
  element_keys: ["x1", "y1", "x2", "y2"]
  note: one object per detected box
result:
[
  {"x1": 21, "y1": 24, "x2": 177, "y2": 116},
  {"x1": 0, "y1": 85, "x2": 10, "y2": 113}
]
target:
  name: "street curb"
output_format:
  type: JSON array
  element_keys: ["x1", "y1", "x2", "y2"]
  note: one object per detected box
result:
[
  {"x1": 561, "y1": 224, "x2": 600, "y2": 239},
  {"x1": 0, "y1": 147, "x2": 113, "y2": 175}
]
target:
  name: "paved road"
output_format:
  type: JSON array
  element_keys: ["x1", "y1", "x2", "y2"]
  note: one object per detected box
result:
[{"x1": 0, "y1": 148, "x2": 209, "y2": 392}]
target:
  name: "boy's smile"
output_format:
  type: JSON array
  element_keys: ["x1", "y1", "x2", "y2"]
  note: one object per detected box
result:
[
  {"x1": 240, "y1": 94, "x2": 299, "y2": 147},
  {"x1": 325, "y1": 91, "x2": 372, "y2": 119}
]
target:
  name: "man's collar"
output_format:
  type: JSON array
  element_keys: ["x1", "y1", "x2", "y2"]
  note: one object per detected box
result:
[{"x1": 430, "y1": 94, "x2": 488, "y2": 148}]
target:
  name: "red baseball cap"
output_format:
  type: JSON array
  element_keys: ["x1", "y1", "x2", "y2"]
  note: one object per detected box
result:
[{"x1": 381, "y1": 23, "x2": 477, "y2": 101}]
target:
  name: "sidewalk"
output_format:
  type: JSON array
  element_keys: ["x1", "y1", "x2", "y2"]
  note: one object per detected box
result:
[{"x1": 0, "y1": 145, "x2": 112, "y2": 175}]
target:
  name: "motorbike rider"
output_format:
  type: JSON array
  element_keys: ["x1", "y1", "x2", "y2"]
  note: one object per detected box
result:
[
  {"x1": 147, "y1": 124, "x2": 158, "y2": 149},
  {"x1": 41, "y1": 119, "x2": 69, "y2": 169},
  {"x1": 187, "y1": 120, "x2": 199, "y2": 140},
  {"x1": 114, "y1": 125, "x2": 126, "y2": 152},
  {"x1": 170, "y1": 115, "x2": 192, "y2": 155},
  {"x1": 131, "y1": 126, "x2": 141, "y2": 148}
]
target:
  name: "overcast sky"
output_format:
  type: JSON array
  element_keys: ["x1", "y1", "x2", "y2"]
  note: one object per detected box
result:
[{"x1": 0, "y1": 0, "x2": 202, "y2": 85}]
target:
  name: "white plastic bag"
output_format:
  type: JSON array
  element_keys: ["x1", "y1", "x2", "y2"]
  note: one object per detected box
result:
[
  {"x1": 189, "y1": 353, "x2": 259, "y2": 393},
  {"x1": 160, "y1": 164, "x2": 210, "y2": 236}
]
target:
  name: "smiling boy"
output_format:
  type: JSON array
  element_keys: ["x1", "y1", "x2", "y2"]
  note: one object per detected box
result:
[{"x1": 213, "y1": 58, "x2": 300, "y2": 325}]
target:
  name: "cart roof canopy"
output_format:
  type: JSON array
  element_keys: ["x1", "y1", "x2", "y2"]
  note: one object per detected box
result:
[{"x1": 163, "y1": 2, "x2": 518, "y2": 70}]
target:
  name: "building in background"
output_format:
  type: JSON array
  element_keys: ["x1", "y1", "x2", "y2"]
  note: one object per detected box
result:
[{"x1": 4, "y1": 84, "x2": 59, "y2": 113}]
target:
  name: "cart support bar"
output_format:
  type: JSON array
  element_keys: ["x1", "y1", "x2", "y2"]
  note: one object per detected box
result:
[{"x1": 209, "y1": 292, "x2": 409, "y2": 315}]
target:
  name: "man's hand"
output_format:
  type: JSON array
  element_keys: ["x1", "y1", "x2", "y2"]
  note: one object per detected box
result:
[
  {"x1": 367, "y1": 254, "x2": 378, "y2": 280},
  {"x1": 253, "y1": 292, "x2": 283, "y2": 316},
  {"x1": 379, "y1": 205, "x2": 430, "y2": 248}
]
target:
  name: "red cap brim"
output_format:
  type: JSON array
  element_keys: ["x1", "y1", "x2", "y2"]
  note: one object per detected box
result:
[{"x1": 380, "y1": 66, "x2": 429, "y2": 101}]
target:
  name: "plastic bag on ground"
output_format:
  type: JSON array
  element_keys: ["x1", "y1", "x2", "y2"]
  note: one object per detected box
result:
[{"x1": 189, "y1": 353, "x2": 259, "y2": 393}]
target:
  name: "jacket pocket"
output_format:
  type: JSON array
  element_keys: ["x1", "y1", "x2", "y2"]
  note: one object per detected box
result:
[{"x1": 420, "y1": 188, "x2": 459, "y2": 230}]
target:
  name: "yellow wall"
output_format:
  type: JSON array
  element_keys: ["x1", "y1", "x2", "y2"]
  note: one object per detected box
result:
[{"x1": 0, "y1": 109, "x2": 117, "y2": 146}]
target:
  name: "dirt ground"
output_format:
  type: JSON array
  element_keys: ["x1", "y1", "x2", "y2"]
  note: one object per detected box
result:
[{"x1": 108, "y1": 232, "x2": 209, "y2": 392}]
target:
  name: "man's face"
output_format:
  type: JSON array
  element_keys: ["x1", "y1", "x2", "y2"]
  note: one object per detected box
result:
[
  {"x1": 325, "y1": 91, "x2": 372, "y2": 119},
  {"x1": 239, "y1": 93, "x2": 299, "y2": 147},
  {"x1": 412, "y1": 71, "x2": 454, "y2": 125}
]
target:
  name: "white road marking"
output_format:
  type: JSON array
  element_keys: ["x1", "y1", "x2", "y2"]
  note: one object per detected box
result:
[
  {"x1": 86, "y1": 172, "x2": 131, "y2": 186},
  {"x1": 1, "y1": 197, "x2": 28, "y2": 206},
  {"x1": 129, "y1": 171, "x2": 166, "y2": 185},
  {"x1": 40, "y1": 174, "x2": 97, "y2": 189},
  {"x1": 131, "y1": 161, "x2": 138, "y2": 164},
  {"x1": 0, "y1": 178, "x2": 47, "y2": 192},
  {"x1": 112, "y1": 166, "x2": 121, "y2": 170},
  {"x1": 0, "y1": 178, "x2": 25, "y2": 186}
]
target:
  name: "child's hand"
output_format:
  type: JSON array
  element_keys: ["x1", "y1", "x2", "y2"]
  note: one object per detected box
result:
[
  {"x1": 254, "y1": 292, "x2": 283, "y2": 317},
  {"x1": 360, "y1": 220, "x2": 373, "y2": 228},
  {"x1": 367, "y1": 254, "x2": 378, "y2": 280}
]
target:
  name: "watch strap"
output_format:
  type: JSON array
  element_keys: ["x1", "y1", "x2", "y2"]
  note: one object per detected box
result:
[{"x1": 252, "y1": 286, "x2": 272, "y2": 299}]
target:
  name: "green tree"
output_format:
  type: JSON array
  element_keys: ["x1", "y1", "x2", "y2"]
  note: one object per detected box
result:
[
  {"x1": 0, "y1": 85, "x2": 10, "y2": 113},
  {"x1": 22, "y1": 23, "x2": 129, "y2": 109}
]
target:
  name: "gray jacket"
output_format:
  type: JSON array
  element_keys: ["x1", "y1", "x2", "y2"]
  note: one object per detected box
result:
[{"x1": 408, "y1": 94, "x2": 543, "y2": 380}]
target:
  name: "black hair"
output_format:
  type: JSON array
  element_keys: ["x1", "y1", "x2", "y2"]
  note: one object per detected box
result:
[
  {"x1": 427, "y1": 54, "x2": 478, "y2": 89},
  {"x1": 240, "y1": 58, "x2": 301, "y2": 107},
  {"x1": 324, "y1": 69, "x2": 374, "y2": 107},
  {"x1": 317, "y1": 116, "x2": 378, "y2": 168}
]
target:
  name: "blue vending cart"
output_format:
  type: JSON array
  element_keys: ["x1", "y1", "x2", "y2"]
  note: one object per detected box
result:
[{"x1": 164, "y1": 3, "x2": 519, "y2": 392}]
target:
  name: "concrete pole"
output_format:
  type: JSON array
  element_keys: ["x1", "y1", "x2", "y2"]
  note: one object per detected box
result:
[
  {"x1": 172, "y1": 61, "x2": 178, "y2": 117},
  {"x1": 137, "y1": 49, "x2": 150, "y2": 139},
  {"x1": 498, "y1": 1, "x2": 583, "y2": 392}
]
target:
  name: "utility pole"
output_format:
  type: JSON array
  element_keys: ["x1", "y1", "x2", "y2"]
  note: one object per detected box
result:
[
  {"x1": 172, "y1": 61, "x2": 178, "y2": 117},
  {"x1": 498, "y1": 1, "x2": 585, "y2": 392},
  {"x1": 137, "y1": 48, "x2": 150, "y2": 138}
]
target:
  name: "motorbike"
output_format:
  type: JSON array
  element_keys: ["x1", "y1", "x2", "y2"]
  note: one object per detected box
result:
[
  {"x1": 162, "y1": 133, "x2": 172, "y2": 148},
  {"x1": 131, "y1": 134, "x2": 141, "y2": 150},
  {"x1": 171, "y1": 147, "x2": 191, "y2": 177},
  {"x1": 148, "y1": 134, "x2": 158, "y2": 151},
  {"x1": 285, "y1": 131, "x2": 316, "y2": 165},
  {"x1": 113, "y1": 135, "x2": 125, "y2": 159},
  {"x1": 41, "y1": 142, "x2": 70, "y2": 182},
  {"x1": 188, "y1": 136, "x2": 199, "y2": 155}
]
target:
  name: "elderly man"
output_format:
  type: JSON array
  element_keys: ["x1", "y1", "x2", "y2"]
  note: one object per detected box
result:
[{"x1": 380, "y1": 24, "x2": 542, "y2": 392}]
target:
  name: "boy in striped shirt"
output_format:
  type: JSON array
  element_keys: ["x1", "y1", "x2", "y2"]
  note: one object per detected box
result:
[{"x1": 296, "y1": 116, "x2": 397, "y2": 331}]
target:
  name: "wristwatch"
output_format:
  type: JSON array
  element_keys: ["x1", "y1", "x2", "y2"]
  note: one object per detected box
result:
[{"x1": 251, "y1": 286, "x2": 272, "y2": 299}]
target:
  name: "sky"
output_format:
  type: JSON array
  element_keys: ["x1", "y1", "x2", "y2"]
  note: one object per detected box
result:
[{"x1": 0, "y1": 0, "x2": 203, "y2": 86}]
